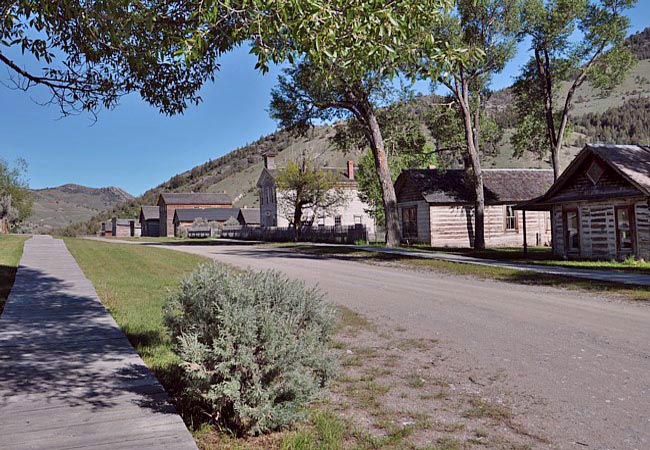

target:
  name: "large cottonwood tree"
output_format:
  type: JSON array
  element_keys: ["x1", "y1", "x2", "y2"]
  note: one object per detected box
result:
[
  {"x1": 420, "y1": 0, "x2": 520, "y2": 249},
  {"x1": 185, "y1": 0, "x2": 455, "y2": 246},
  {"x1": 512, "y1": 0, "x2": 636, "y2": 179}
]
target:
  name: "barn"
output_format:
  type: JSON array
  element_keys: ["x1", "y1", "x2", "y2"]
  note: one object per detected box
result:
[
  {"x1": 157, "y1": 192, "x2": 233, "y2": 237},
  {"x1": 394, "y1": 168, "x2": 554, "y2": 247},
  {"x1": 139, "y1": 206, "x2": 160, "y2": 237},
  {"x1": 518, "y1": 144, "x2": 650, "y2": 260}
]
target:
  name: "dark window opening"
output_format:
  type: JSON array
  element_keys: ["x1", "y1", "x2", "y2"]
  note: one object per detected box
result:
[{"x1": 402, "y1": 206, "x2": 418, "y2": 238}]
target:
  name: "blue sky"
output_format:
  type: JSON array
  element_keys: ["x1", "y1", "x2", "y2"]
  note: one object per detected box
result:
[{"x1": 1, "y1": 4, "x2": 649, "y2": 196}]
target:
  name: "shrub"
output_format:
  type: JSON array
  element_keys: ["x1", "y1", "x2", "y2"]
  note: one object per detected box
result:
[
  {"x1": 176, "y1": 225, "x2": 188, "y2": 239},
  {"x1": 164, "y1": 263, "x2": 337, "y2": 435}
]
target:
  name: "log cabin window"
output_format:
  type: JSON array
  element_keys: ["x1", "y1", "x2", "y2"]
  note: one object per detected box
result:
[
  {"x1": 564, "y1": 209, "x2": 580, "y2": 253},
  {"x1": 586, "y1": 161, "x2": 604, "y2": 185},
  {"x1": 505, "y1": 205, "x2": 517, "y2": 231},
  {"x1": 615, "y1": 206, "x2": 634, "y2": 257},
  {"x1": 402, "y1": 206, "x2": 418, "y2": 238}
]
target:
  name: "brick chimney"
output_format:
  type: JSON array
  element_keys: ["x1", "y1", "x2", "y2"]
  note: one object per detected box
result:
[
  {"x1": 263, "y1": 151, "x2": 277, "y2": 170},
  {"x1": 347, "y1": 160, "x2": 355, "y2": 180}
]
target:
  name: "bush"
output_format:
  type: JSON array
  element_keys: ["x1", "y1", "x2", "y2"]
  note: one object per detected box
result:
[
  {"x1": 176, "y1": 226, "x2": 188, "y2": 239},
  {"x1": 164, "y1": 263, "x2": 337, "y2": 435}
]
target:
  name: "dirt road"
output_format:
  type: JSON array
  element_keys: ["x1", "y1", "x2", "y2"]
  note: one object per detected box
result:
[{"x1": 163, "y1": 243, "x2": 650, "y2": 450}]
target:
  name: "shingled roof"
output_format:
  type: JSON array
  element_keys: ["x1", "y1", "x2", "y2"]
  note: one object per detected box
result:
[
  {"x1": 238, "y1": 208, "x2": 260, "y2": 225},
  {"x1": 140, "y1": 206, "x2": 159, "y2": 221},
  {"x1": 174, "y1": 208, "x2": 241, "y2": 222},
  {"x1": 396, "y1": 169, "x2": 554, "y2": 205},
  {"x1": 518, "y1": 144, "x2": 650, "y2": 209},
  {"x1": 159, "y1": 192, "x2": 232, "y2": 205}
]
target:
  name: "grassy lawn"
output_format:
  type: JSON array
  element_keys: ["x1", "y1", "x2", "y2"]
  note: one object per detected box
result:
[
  {"x1": 404, "y1": 245, "x2": 650, "y2": 275},
  {"x1": 0, "y1": 234, "x2": 29, "y2": 314},
  {"x1": 283, "y1": 245, "x2": 650, "y2": 301}
]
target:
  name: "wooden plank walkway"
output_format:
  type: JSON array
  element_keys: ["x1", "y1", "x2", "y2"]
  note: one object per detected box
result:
[{"x1": 0, "y1": 235, "x2": 198, "y2": 450}]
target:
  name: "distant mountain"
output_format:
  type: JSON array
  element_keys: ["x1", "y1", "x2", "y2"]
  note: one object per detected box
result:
[
  {"x1": 61, "y1": 26, "x2": 650, "y2": 236},
  {"x1": 29, "y1": 184, "x2": 133, "y2": 232}
]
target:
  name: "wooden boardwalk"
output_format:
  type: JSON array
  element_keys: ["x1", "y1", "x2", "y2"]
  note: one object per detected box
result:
[{"x1": 0, "y1": 236, "x2": 198, "y2": 450}]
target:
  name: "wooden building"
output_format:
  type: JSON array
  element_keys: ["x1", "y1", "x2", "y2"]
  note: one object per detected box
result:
[
  {"x1": 111, "y1": 218, "x2": 138, "y2": 237},
  {"x1": 100, "y1": 221, "x2": 112, "y2": 237},
  {"x1": 139, "y1": 206, "x2": 160, "y2": 237},
  {"x1": 395, "y1": 168, "x2": 554, "y2": 247},
  {"x1": 157, "y1": 192, "x2": 233, "y2": 237},
  {"x1": 237, "y1": 208, "x2": 261, "y2": 226},
  {"x1": 172, "y1": 207, "x2": 240, "y2": 237},
  {"x1": 257, "y1": 153, "x2": 377, "y2": 239},
  {"x1": 518, "y1": 144, "x2": 650, "y2": 260}
]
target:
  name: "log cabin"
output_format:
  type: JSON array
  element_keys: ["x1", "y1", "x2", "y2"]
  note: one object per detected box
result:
[
  {"x1": 517, "y1": 144, "x2": 650, "y2": 260},
  {"x1": 394, "y1": 168, "x2": 554, "y2": 247}
]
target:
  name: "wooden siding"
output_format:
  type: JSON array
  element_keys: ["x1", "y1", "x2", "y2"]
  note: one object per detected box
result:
[
  {"x1": 636, "y1": 203, "x2": 650, "y2": 260},
  {"x1": 398, "y1": 201, "x2": 430, "y2": 245},
  {"x1": 546, "y1": 154, "x2": 639, "y2": 203},
  {"x1": 552, "y1": 198, "x2": 648, "y2": 259},
  {"x1": 427, "y1": 205, "x2": 550, "y2": 247},
  {"x1": 158, "y1": 202, "x2": 231, "y2": 237}
]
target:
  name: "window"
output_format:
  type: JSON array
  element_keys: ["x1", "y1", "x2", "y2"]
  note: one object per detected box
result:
[
  {"x1": 334, "y1": 216, "x2": 342, "y2": 228},
  {"x1": 259, "y1": 188, "x2": 264, "y2": 206},
  {"x1": 354, "y1": 215, "x2": 363, "y2": 225},
  {"x1": 402, "y1": 206, "x2": 418, "y2": 238},
  {"x1": 318, "y1": 216, "x2": 325, "y2": 227},
  {"x1": 616, "y1": 206, "x2": 634, "y2": 256},
  {"x1": 564, "y1": 209, "x2": 580, "y2": 253},
  {"x1": 586, "y1": 161, "x2": 604, "y2": 185},
  {"x1": 505, "y1": 205, "x2": 517, "y2": 231}
]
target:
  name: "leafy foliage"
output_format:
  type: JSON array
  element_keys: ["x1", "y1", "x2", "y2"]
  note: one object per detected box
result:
[
  {"x1": 275, "y1": 155, "x2": 350, "y2": 234},
  {"x1": 0, "y1": 158, "x2": 32, "y2": 230},
  {"x1": 1, "y1": 1, "x2": 225, "y2": 116},
  {"x1": 512, "y1": 0, "x2": 637, "y2": 177},
  {"x1": 344, "y1": 101, "x2": 436, "y2": 224},
  {"x1": 164, "y1": 263, "x2": 337, "y2": 435}
]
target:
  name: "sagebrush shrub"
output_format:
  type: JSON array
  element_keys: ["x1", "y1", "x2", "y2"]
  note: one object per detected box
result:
[{"x1": 164, "y1": 263, "x2": 337, "y2": 435}]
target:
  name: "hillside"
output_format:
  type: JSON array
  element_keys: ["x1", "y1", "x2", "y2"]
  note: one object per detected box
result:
[
  {"x1": 64, "y1": 27, "x2": 650, "y2": 235},
  {"x1": 29, "y1": 184, "x2": 133, "y2": 232}
]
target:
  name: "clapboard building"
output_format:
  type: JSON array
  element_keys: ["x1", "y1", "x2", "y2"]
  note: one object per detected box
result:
[{"x1": 395, "y1": 168, "x2": 554, "y2": 247}]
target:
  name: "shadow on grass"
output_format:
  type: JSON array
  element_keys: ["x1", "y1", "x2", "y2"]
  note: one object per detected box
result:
[{"x1": 0, "y1": 263, "x2": 18, "y2": 315}]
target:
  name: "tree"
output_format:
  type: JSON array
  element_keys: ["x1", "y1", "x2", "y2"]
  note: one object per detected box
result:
[
  {"x1": 421, "y1": 0, "x2": 520, "y2": 249},
  {"x1": 0, "y1": 158, "x2": 32, "y2": 232},
  {"x1": 1, "y1": 1, "x2": 226, "y2": 116},
  {"x1": 512, "y1": 0, "x2": 636, "y2": 179},
  {"x1": 187, "y1": 0, "x2": 455, "y2": 247},
  {"x1": 335, "y1": 100, "x2": 436, "y2": 225},
  {"x1": 274, "y1": 155, "x2": 350, "y2": 240}
]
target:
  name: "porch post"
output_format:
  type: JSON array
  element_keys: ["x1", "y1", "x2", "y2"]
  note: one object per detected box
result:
[{"x1": 522, "y1": 209, "x2": 528, "y2": 255}]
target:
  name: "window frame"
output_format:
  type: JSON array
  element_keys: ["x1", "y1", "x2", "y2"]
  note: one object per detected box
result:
[
  {"x1": 563, "y1": 208, "x2": 580, "y2": 254},
  {"x1": 401, "y1": 205, "x2": 418, "y2": 239},
  {"x1": 334, "y1": 215, "x2": 342, "y2": 228},
  {"x1": 504, "y1": 205, "x2": 518, "y2": 232}
]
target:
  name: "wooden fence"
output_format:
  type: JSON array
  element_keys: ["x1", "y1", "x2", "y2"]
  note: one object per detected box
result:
[{"x1": 221, "y1": 225, "x2": 368, "y2": 244}]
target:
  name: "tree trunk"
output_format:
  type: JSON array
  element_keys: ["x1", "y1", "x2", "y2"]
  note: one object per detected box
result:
[
  {"x1": 293, "y1": 203, "x2": 303, "y2": 241},
  {"x1": 535, "y1": 48, "x2": 561, "y2": 180},
  {"x1": 365, "y1": 108, "x2": 401, "y2": 247},
  {"x1": 456, "y1": 84, "x2": 485, "y2": 250}
]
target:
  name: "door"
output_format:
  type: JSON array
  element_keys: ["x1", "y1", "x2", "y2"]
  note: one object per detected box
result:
[
  {"x1": 563, "y1": 209, "x2": 580, "y2": 256},
  {"x1": 615, "y1": 206, "x2": 635, "y2": 259}
]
